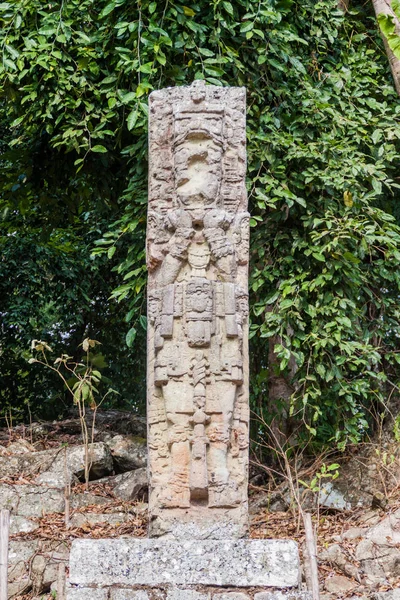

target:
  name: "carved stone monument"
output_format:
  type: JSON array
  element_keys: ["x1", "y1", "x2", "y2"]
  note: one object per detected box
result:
[
  {"x1": 146, "y1": 80, "x2": 249, "y2": 539},
  {"x1": 67, "y1": 82, "x2": 308, "y2": 600}
]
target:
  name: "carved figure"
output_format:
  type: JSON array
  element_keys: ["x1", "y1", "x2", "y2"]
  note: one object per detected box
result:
[{"x1": 147, "y1": 81, "x2": 249, "y2": 538}]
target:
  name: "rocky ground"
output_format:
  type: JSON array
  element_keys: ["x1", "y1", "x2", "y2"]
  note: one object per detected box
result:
[{"x1": 0, "y1": 410, "x2": 399, "y2": 600}]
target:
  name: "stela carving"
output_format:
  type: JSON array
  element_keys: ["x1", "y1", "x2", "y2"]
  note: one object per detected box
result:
[{"x1": 147, "y1": 81, "x2": 249, "y2": 538}]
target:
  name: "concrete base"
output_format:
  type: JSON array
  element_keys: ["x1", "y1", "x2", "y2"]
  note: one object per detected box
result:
[{"x1": 68, "y1": 538, "x2": 310, "y2": 600}]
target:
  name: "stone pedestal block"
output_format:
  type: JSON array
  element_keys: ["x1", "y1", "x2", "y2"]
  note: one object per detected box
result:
[
  {"x1": 69, "y1": 538, "x2": 299, "y2": 588},
  {"x1": 67, "y1": 538, "x2": 309, "y2": 600}
]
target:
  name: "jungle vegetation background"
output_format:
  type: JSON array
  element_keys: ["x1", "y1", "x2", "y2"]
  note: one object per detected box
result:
[{"x1": 1, "y1": 0, "x2": 400, "y2": 452}]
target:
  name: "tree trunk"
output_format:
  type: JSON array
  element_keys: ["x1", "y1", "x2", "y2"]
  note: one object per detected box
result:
[
  {"x1": 268, "y1": 332, "x2": 298, "y2": 447},
  {"x1": 372, "y1": 0, "x2": 400, "y2": 96},
  {"x1": 338, "y1": 0, "x2": 349, "y2": 10}
]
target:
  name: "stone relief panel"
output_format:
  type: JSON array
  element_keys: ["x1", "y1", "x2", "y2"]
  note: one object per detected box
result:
[{"x1": 147, "y1": 81, "x2": 249, "y2": 538}]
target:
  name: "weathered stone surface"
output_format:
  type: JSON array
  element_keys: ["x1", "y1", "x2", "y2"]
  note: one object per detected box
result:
[
  {"x1": 147, "y1": 81, "x2": 249, "y2": 539},
  {"x1": 213, "y1": 593, "x2": 249, "y2": 600},
  {"x1": 10, "y1": 515, "x2": 39, "y2": 534},
  {"x1": 70, "y1": 512, "x2": 130, "y2": 528},
  {"x1": 35, "y1": 442, "x2": 114, "y2": 486},
  {"x1": 321, "y1": 439, "x2": 400, "y2": 509},
  {"x1": 70, "y1": 492, "x2": 112, "y2": 510},
  {"x1": 324, "y1": 574, "x2": 356, "y2": 594},
  {"x1": 9, "y1": 539, "x2": 69, "y2": 596},
  {"x1": 355, "y1": 507, "x2": 400, "y2": 583},
  {"x1": 319, "y1": 543, "x2": 359, "y2": 580},
  {"x1": 67, "y1": 589, "x2": 109, "y2": 600},
  {"x1": 0, "y1": 483, "x2": 65, "y2": 517},
  {"x1": 108, "y1": 434, "x2": 147, "y2": 472},
  {"x1": 69, "y1": 538, "x2": 299, "y2": 587},
  {"x1": 90, "y1": 410, "x2": 147, "y2": 438},
  {"x1": 110, "y1": 591, "x2": 150, "y2": 600},
  {"x1": 254, "y1": 595, "x2": 311, "y2": 600},
  {"x1": 6, "y1": 439, "x2": 36, "y2": 454},
  {"x1": 0, "y1": 448, "x2": 59, "y2": 478},
  {"x1": 341, "y1": 526, "x2": 367, "y2": 540},
  {"x1": 166, "y1": 591, "x2": 209, "y2": 600},
  {"x1": 373, "y1": 592, "x2": 400, "y2": 600},
  {"x1": 111, "y1": 468, "x2": 148, "y2": 501},
  {"x1": 0, "y1": 442, "x2": 113, "y2": 483}
]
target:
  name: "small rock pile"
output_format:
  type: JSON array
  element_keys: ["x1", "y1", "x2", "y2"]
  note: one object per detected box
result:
[
  {"x1": 0, "y1": 411, "x2": 149, "y2": 599},
  {"x1": 319, "y1": 508, "x2": 400, "y2": 600}
]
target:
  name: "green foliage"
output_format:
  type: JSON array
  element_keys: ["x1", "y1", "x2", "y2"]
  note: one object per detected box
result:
[
  {"x1": 1, "y1": 0, "x2": 400, "y2": 448},
  {"x1": 377, "y1": 1, "x2": 400, "y2": 60},
  {"x1": 299, "y1": 462, "x2": 340, "y2": 493}
]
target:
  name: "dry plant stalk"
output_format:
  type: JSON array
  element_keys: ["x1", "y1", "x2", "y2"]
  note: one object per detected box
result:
[
  {"x1": 0, "y1": 510, "x2": 10, "y2": 600},
  {"x1": 64, "y1": 447, "x2": 71, "y2": 530},
  {"x1": 57, "y1": 563, "x2": 66, "y2": 600},
  {"x1": 304, "y1": 512, "x2": 320, "y2": 600}
]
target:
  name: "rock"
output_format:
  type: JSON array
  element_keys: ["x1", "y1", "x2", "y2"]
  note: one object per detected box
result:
[
  {"x1": 28, "y1": 422, "x2": 52, "y2": 440},
  {"x1": 36, "y1": 442, "x2": 114, "y2": 486},
  {"x1": 70, "y1": 512, "x2": 130, "y2": 528},
  {"x1": 0, "y1": 483, "x2": 65, "y2": 517},
  {"x1": 67, "y1": 589, "x2": 109, "y2": 600},
  {"x1": 320, "y1": 438, "x2": 400, "y2": 510},
  {"x1": 89, "y1": 410, "x2": 147, "y2": 438},
  {"x1": 0, "y1": 448, "x2": 60, "y2": 479},
  {"x1": 6, "y1": 439, "x2": 36, "y2": 454},
  {"x1": 213, "y1": 594, "x2": 250, "y2": 600},
  {"x1": 319, "y1": 543, "x2": 359, "y2": 580},
  {"x1": 111, "y1": 468, "x2": 148, "y2": 501},
  {"x1": 70, "y1": 492, "x2": 112, "y2": 510},
  {"x1": 341, "y1": 527, "x2": 367, "y2": 540},
  {"x1": 111, "y1": 589, "x2": 150, "y2": 600},
  {"x1": 252, "y1": 594, "x2": 311, "y2": 600},
  {"x1": 10, "y1": 515, "x2": 39, "y2": 534},
  {"x1": 108, "y1": 435, "x2": 147, "y2": 472},
  {"x1": 167, "y1": 592, "x2": 209, "y2": 600},
  {"x1": 373, "y1": 592, "x2": 400, "y2": 600},
  {"x1": 0, "y1": 442, "x2": 113, "y2": 483},
  {"x1": 8, "y1": 539, "x2": 68, "y2": 596},
  {"x1": 324, "y1": 574, "x2": 356, "y2": 593},
  {"x1": 110, "y1": 592, "x2": 150, "y2": 600},
  {"x1": 8, "y1": 580, "x2": 31, "y2": 598},
  {"x1": 0, "y1": 483, "x2": 18, "y2": 511},
  {"x1": 365, "y1": 507, "x2": 400, "y2": 545},
  {"x1": 355, "y1": 508, "x2": 400, "y2": 584},
  {"x1": 318, "y1": 481, "x2": 352, "y2": 510},
  {"x1": 69, "y1": 538, "x2": 300, "y2": 588},
  {"x1": 358, "y1": 509, "x2": 382, "y2": 526}
]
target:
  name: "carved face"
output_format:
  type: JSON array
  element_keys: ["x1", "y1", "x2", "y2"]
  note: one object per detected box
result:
[
  {"x1": 174, "y1": 136, "x2": 222, "y2": 209},
  {"x1": 148, "y1": 292, "x2": 161, "y2": 323},
  {"x1": 236, "y1": 294, "x2": 249, "y2": 317},
  {"x1": 187, "y1": 280, "x2": 212, "y2": 313},
  {"x1": 187, "y1": 243, "x2": 211, "y2": 270}
]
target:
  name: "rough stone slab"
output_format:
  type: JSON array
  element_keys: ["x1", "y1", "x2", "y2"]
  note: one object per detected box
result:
[
  {"x1": 69, "y1": 538, "x2": 299, "y2": 588},
  {"x1": 67, "y1": 589, "x2": 108, "y2": 600},
  {"x1": 166, "y1": 591, "x2": 209, "y2": 600},
  {"x1": 213, "y1": 594, "x2": 249, "y2": 600},
  {"x1": 111, "y1": 591, "x2": 150, "y2": 600},
  {"x1": 254, "y1": 594, "x2": 311, "y2": 600}
]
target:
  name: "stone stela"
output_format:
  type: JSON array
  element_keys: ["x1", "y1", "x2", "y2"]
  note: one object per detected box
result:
[
  {"x1": 66, "y1": 82, "x2": 305, "y2": 600},
  {"x1": 147, "y1": 80, "x2": 250, "y2": 538}
]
